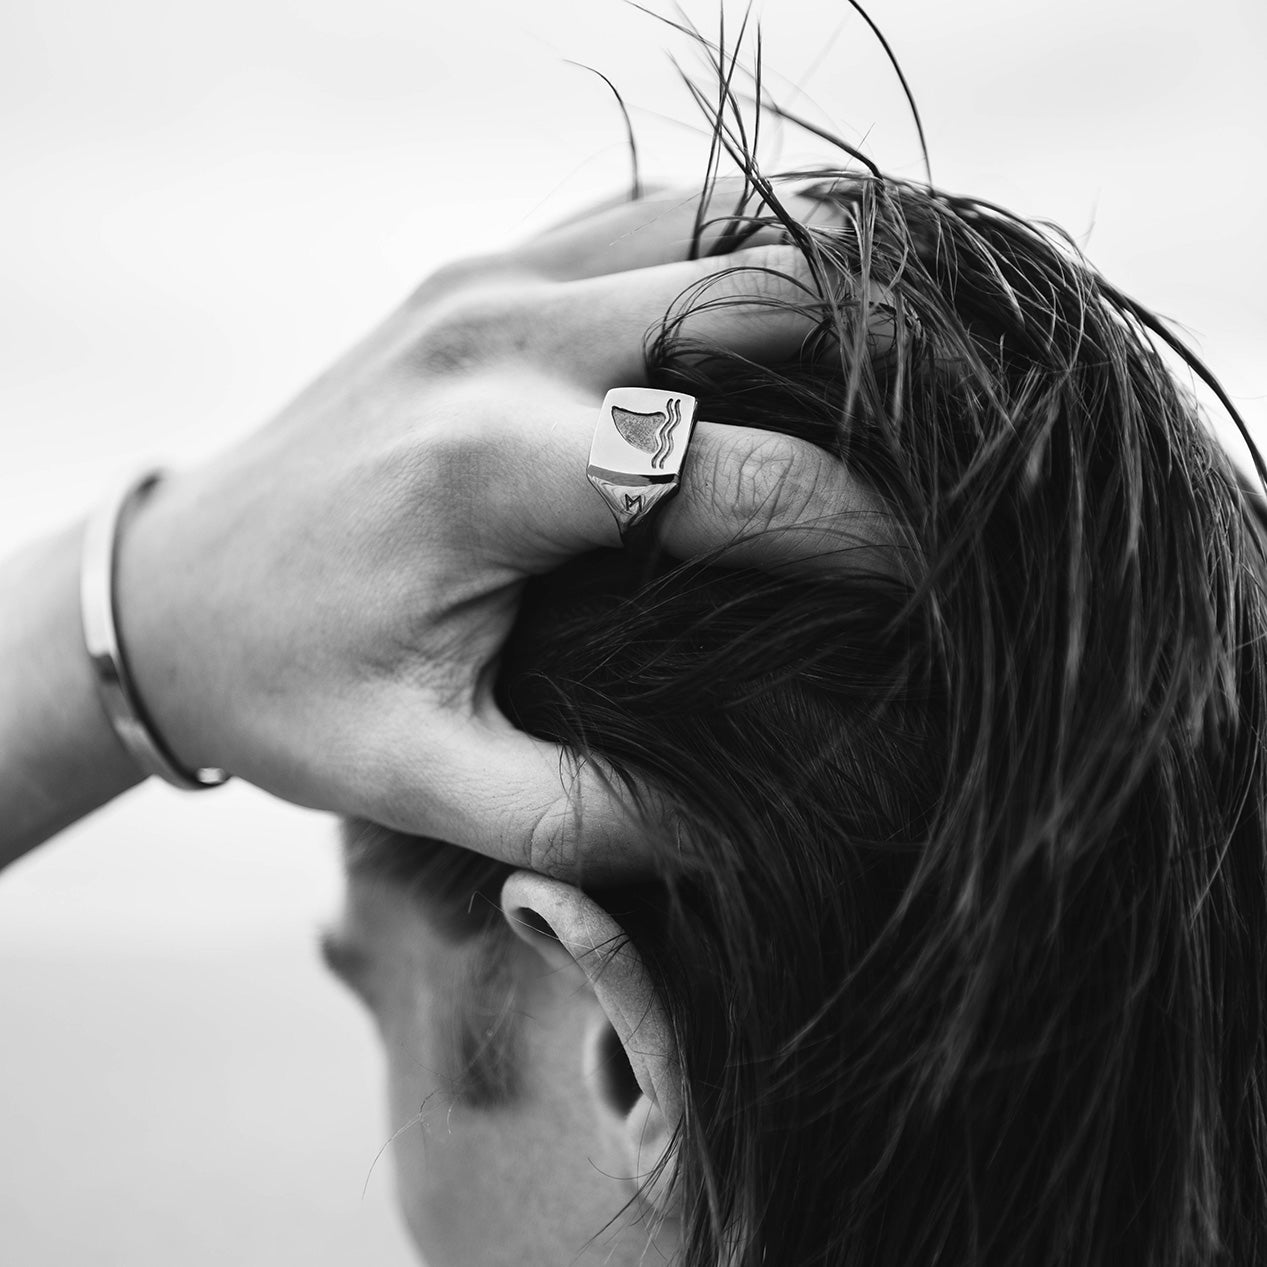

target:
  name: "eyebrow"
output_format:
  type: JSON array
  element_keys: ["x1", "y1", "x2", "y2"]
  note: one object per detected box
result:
[{"x1": 317, "y1": 928, "x2": 376, "y2": 1003}]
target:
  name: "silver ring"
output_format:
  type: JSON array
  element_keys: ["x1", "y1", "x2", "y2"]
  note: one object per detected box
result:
[{"x1": 587, "y1": 387, "x2": 700, "y2": 541}]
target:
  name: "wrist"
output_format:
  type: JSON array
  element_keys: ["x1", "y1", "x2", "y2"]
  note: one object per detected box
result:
[
  {"x1": 104, "y1": 469, "x2": 233, "y2": 787},
  {"x1": 0, "y1": 524, "x2": 144, "y2": 863}
]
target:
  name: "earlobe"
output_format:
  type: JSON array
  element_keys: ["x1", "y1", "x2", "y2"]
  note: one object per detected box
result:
[{"x1": 500, "y1": 871, "x2": 683, "y2": 1205}]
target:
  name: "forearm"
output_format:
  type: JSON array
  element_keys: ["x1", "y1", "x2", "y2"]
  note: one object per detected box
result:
[{"x1": 0, "y1": 523, "x2": 143, "y2": 868}]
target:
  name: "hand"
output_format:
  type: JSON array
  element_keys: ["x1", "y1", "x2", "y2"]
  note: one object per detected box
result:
[{"x1": 117, "y1": 185, "x2": 887, "y2": 875}]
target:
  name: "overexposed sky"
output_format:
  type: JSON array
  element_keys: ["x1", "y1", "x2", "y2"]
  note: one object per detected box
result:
[{"x1": 2, "y1": 1, "x2": 1264, "y2": 1263}]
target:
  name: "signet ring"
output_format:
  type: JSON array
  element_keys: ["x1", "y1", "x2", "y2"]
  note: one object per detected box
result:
[{"x1": 587, "y1": 387, "x2": 700, "y2": 543}]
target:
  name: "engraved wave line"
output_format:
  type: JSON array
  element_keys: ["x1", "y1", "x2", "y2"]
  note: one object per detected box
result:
[{"x1": 652, "y1": 398, "x2": 680, "y2": 470}]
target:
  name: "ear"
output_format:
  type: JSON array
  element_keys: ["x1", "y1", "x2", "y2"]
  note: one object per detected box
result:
[{"x1": 500, "y1": 871, "x2": 683, "y2": 1209}]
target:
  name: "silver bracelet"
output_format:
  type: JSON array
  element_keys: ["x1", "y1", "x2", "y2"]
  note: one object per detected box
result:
[{"x1": 81, "y1": 468, "x2": 230, "y2": 791}]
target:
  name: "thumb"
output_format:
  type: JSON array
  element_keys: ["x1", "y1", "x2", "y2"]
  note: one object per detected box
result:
[{"x1": 351, "y1": 706, "x2": 663, "y2": 881}]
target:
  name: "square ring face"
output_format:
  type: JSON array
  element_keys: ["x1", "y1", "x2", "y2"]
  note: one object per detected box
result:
[
  {"x1": 588, "y1": 387, "x2": 700, "y2": 479},
  {"x1": 587, "y1": 388, "x2": 700, "y2": 535}
]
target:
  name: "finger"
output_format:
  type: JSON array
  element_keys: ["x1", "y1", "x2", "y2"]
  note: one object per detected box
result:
[
  {"x1": 528, "y1": 183, "x2": 673, "y2": 235},
  {"x1": 517, "y1": 188, "x2": 713, "y2": 280},
  {"x1": 511, "y1": 403, "x2": 905, "y2": 582},
  {"x1": 657, "y1": 422, "x2": 907, "y2": 578},
  {"x1": 540, "y1": 242, "x2": 832, "y2": 388},
  {"x1": 513, "y1": 176, "x2": 838, "y2": 282},
  {"x1": 355, "y1": 705, "x2": 665, "y2": 881}
]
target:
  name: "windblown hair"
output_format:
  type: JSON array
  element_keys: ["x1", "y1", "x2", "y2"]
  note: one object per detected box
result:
[{"x1": 348, "y1": 151, "x2": 1267, "y2": 1267}]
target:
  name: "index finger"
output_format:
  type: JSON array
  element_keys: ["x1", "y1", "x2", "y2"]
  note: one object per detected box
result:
[{"x1": 512, "y1": 176, "x2": 839, "y2": 282}]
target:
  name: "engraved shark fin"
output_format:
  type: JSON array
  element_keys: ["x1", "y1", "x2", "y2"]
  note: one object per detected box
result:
[
  {"x1": 610, "y1": 406, "x2": 667, "y2": 456},
  {"x1": 611, "y1": 401, "x2": 684, "y2": 470}
]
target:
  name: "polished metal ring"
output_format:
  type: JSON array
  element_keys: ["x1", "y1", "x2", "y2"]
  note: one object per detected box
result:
[{"x1": 586, "y1": 387, "x2": 700, "y2": 542}]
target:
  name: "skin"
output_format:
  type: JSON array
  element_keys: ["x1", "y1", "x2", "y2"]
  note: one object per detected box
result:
[
  {"x1": 0, "y1": 180, "x2": 882, "y2": 875},
  {"x1": 323, "y1": 870, "x2": 682, "y2": 1265},
  {"x1": 0, "y1": 181, "x2": 871, "y2": 1259}
]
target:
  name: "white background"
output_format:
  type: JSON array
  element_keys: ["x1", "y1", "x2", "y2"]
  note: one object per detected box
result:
[{"x1": 2, "y1": 0, "x2": 1264, "y2": 1262}]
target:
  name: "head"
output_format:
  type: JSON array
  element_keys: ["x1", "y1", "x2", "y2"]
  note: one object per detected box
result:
[{"x1": 323, "y1": 171, "x2": 1267, "y2": 1266}]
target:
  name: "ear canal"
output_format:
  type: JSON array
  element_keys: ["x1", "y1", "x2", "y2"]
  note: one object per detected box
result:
[{"x1": 515, "y1": 907, "x2": 553, "y2": 937}]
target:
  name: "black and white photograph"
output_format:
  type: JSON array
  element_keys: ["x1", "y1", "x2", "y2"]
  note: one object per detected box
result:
[{"x1": 3, "y1": 1, "x2": 1265, "y2": 1263}]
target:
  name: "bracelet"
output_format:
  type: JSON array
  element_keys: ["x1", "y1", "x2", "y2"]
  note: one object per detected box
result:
[{"x1": 81, "y1": 469, "x2": 231, "y2": 791}]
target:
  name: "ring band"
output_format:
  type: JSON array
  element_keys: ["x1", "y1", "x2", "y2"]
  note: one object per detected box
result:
[{"x1": 587, "y1": 387, "x2": 700, "y2": 541}]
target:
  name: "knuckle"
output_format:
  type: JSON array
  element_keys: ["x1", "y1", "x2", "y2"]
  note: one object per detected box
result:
[
  {"x1": 527, "y1": 794, "x2": 579, "y2": 878},
  {"x1": 409, "y1": 251, "x2": 509, "y2": 304},
  {"x1": 415, "y1": 384, "x2": 502, "y2": 481},
  {"x1": 409, "y1": 282, "x2": 542, "y2": 378},
  {"x1": 412, "y1": 304, "x2": 492, "y2": 377},
  {"x1": 727, "y1": 436, "x2": 825, "y2": 532},
  {"x1": 725, "y1": 244, "x2": 810, "y2": 294},
  {"x1": 524, "y1": 754, "x2": 607, "y2": 878},
  {"x1": 411, "y1": 294, "x2": 506, "y2": 377}
]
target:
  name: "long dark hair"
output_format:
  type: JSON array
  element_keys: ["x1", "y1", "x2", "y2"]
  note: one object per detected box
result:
[{"x1": 496, "y1": 164, "x2": 1267, "y2": 1264}]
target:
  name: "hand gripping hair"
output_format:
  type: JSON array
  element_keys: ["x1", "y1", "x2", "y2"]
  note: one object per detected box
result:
[
  {"x1": 351, "y1": 50, "x2": 1267, "y2": 1267},
  {"x1": 500, "y1": 160, "x2": 1267, "y2": 1264}
]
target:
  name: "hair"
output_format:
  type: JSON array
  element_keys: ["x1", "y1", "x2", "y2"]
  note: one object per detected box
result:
[{"x1": 345, "y1": 98, "x2": 1267, "y2": 1267}]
